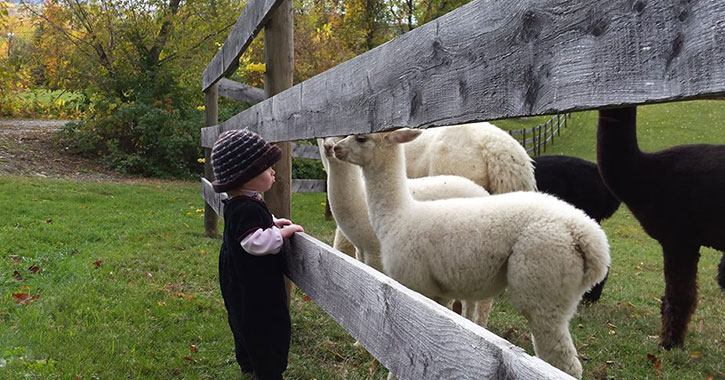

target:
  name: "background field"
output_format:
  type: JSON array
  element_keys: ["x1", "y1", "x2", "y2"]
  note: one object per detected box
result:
[{"x1": 1, "y1": 100, "x2": 724, "y2": 379}]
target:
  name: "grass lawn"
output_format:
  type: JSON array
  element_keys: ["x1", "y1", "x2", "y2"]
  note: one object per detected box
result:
[{"x1": 1, "y1": 100, "x2": 724, "y2": 379}]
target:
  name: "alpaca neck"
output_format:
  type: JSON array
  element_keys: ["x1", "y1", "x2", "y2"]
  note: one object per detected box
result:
[
  {"x1": 597, "y1": 107, "x2": 646, "y2": 196},
  {"x1": 326, "y1": 159, "x2": 368, "y2": 223},
  {"x1": 361, "y1": 144, "x2": 413, "y2": 231}
]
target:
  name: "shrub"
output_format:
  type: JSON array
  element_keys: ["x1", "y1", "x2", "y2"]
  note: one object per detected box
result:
[
  {"x1": 292, "y1": 157, "x2": 325, "y2": 180},
  {"x1": 57, "y1": 101, "x2": 204, "y2": 179}
]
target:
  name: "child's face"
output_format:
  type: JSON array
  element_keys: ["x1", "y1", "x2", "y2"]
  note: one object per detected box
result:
[{"x1": 243, "y1": 167, "x2": 276, "y2": 192}]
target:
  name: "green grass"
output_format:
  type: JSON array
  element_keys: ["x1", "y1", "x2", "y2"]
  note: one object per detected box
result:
[
  {"x1": 15, "y1": 90, "x2": 84, "y2": 105},
  {"x1": 1, "y1": 100, "x2": 724, "y2": 379},
  {"x1": 2, "y1": 89, "x2": 87, "y2": 119}
]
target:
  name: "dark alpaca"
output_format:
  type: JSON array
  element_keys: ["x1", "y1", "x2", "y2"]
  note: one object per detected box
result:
[
  {"x1": 596, "y1": 106, "x2": 725, "y2": 349},
  {"x1": 533, "y1": 155, "x2": 621, "y2": 302}
]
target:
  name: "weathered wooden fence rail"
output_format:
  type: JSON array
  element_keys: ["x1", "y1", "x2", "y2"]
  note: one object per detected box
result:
[{"x1": 200, "y1": 0, "x2": 725, "y2": 377}]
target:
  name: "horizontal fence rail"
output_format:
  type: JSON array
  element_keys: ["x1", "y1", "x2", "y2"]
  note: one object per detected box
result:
[
  {"x1": 201, "y1": 178, "x2": 573, "y2": 379},
  {"x1": 218, "y1": 78, "x2": 266, "y2": 104},
  {"x1": 202, "y1": 0, "x2": 285, "y2": 91},
  {"x1": 201, "y1": 0, "x2": 725, "y2": 147},
  {"x1": 291, "y1": 143, "x2": 321, "y2": 159}
]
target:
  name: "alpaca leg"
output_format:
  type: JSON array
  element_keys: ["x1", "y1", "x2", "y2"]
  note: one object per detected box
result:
[
  {"x1": 660, "y1": 243, "x2": 700, "y2": 349},
  {"x1": 333, "y1": 227, "x2": 356, "y2": 257},
  {"x1": 582, "y1": 270, "x2": 609, "y2": 303},
  {"x1": 462, "y1": 298, "x2": 493, "y2": 328},
  {"x1": 717, "y1": 252, "x2": 725, "y2": 290},
  {"x1": 506, "y1": 239, "x2": 584, "y2": 378},
  {"x1": 526, "y1": 313, "x2": 582, "y2": 379},
  {"x1": 509, "y1": 279, "x2": 582, "y2": 378},
  {"x1": 451, "y1": 300, "x2": 463, "y2": 314}
]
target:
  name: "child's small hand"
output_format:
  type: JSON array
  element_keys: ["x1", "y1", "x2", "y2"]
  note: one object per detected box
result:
[
  {"x1": 274, "y1": 218, "x2": 293, "y2": 228},
  {"x1": 280, "y1": 224, "x2": 304, "y2": 239}
]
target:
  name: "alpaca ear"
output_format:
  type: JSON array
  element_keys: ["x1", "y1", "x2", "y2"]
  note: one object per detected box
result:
[{"x1": 385, "y1": 128, "x2": 423, "y2": 144}]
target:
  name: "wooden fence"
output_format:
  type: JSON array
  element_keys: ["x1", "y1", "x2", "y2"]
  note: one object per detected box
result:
[
  {"x1": 509, "y1": 113, "x2": 570, "y2": 156},
  {"x1": 200, "y1": 0, "x2": 725, "y2": 377}
]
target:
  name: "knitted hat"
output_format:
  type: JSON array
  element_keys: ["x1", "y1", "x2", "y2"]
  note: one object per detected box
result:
[{"x1": 211, "y1": 129, "x2": 281, "y2": 193}]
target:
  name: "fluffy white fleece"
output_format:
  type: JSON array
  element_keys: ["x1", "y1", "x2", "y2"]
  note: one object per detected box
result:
[
  {"x1": 319, "y1": 137, "x2": 493, "y2": 326},
  {"x1": 404, "y1": 122, "x2": 536, "y2": 193},
  {"x1": 319, "y1": 137, "x2": 489, "y2": 268},
  {"x1": 333, "y1": 129, "x2": 610, "y2": 379}
]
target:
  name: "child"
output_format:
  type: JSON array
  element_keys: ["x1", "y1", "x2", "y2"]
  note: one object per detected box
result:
[{"x1": 211, "y1": 129, "x2": 304, "y2": 379}]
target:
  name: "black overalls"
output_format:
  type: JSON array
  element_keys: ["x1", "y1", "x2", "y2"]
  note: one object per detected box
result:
[{"x1": 218, "y1": 196, "x2": 291, "y2": 379}]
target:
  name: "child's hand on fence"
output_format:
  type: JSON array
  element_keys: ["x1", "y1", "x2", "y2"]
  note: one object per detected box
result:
[
  {"x1": 274, "y1": 218, "x2": 293, "y2": 228},
  {"x1": 280, "y1": 224, "x2": 304, "y2": 239}
]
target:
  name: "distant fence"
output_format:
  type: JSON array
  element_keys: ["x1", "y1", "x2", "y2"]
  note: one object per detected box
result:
[
  {"x1": 199, "y1": 0, "x2": 725, "y2": 377},
  {"x1": 509, "y1": 113, "x2": 570, "y2": 156}
]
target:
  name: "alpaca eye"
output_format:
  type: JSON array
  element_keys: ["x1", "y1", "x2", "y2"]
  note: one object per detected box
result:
[{"x1": 355, "y1": 135, "x2": 367, "y2": 143}]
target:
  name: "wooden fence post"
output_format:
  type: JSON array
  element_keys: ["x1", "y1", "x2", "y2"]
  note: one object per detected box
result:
[
  {"x1": 263, "y1": 0, "x2": 294, "y2": 304},
  {"x1": 204, "y1": 83, "x2": 220, "y2": 237},
  {"x1": 263, "y1": 0, "x2": 293, "y2": 220}
]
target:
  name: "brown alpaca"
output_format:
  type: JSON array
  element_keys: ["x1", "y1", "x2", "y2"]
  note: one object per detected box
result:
[{"x1": 596, "y1": 106, "x2": 725, "y2": 349}]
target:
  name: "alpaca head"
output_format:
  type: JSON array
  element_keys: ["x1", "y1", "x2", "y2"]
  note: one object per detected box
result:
[
  {"x1": 333, "y1": 128, "x2": 422, "y2": 167},
  {"x1": 320, "y1": 136, "x2": 343, "y2": 159}
]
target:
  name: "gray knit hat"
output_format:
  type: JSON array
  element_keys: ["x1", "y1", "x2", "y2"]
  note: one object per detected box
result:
[{"x1": 211, "y1": 129, "x2": 281, "y2": 193}]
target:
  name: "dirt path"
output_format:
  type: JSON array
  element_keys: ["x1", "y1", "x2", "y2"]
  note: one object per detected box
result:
[{"x1": 0, "y1": 119, "x2": 133, "y2": 181}]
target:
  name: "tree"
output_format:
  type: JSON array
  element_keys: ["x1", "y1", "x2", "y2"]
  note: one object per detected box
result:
[{"x1": 24, "y1": 0, "x2": 243, "y2": 107}]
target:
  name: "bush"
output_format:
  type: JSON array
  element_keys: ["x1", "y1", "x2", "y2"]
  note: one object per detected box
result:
[
  {"x1": 292, "y1": 157, "x2": 325, "y2": 179},
  {"x1": 57, "y1": 101, "x2": 204, "y2": 179}
]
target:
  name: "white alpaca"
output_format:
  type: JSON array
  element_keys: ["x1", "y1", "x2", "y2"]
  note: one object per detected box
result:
[
  {"x1": 404, "y1": 122, "x2": 536, "y2": 194},
  {"x1": 324, "y1": 122, "x2": 535, "y2": 325},
  {"x1": 333, "y1": 129, "x2": 610, "y2": 379},
  {"x1": 319, "y1": 137, "x2": 493, "y2": 325}
]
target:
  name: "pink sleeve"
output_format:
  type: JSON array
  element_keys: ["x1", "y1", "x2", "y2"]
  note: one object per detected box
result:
[{"x1": 240, "y1": 227, "x2": 283, "y2": 255}]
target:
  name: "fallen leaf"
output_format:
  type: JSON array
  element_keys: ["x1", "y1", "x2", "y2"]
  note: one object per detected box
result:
[
  {"x1": 146, "y1": 273, "x2": 153, "y2": 279},
  {"x1": 303, "y1": 294, "x2": 311, "y2": 302},
  {"x1": 177, "y1": 293, "x2": 195, "y2": 301},
  {"x1": 9, "y1": 255, "x2": 22, "y2": 262},
  {"x1": 183, "y1": 356, "x2": 196, "y2": 363},
  {"x1": 13, "y1": 271, "x2": 23, "y2": 281},
  {"x1": 93, "y1": 259, "x2": 103, "y2": 267},
  {"x1": 12, "y1": 292, "x2": 39, "y2": 305},
  {"x1": 28, "y1": 265, "x2": 41, "y2": 273},
  {"x1": 690, "y1": 351, "x2": 702, "y2": 359},
  {"x1": 606, "y1": 322, "x2": 618, "y2": 329},
  {"x1": 578, "y1": 323, "x2": 584, "y2": 329},
  {"x1": 190, "y1": 345, "x2": 197, "y2": 353},
  {"x1": 653, "y1": 358, "x2": 662, "y2": 375},
  {"x1": 45, "y1": 219, "x2": 52, "y2": 224},
  {"x1": 605, "y1": 360, "x2": 615, "y2": 365},
  {"x1": 626, "y1": 301, "x2": 636, "y2": 308},
  {"x1": 651, "y1": 296, "x2": 662, "y2": 303}
]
